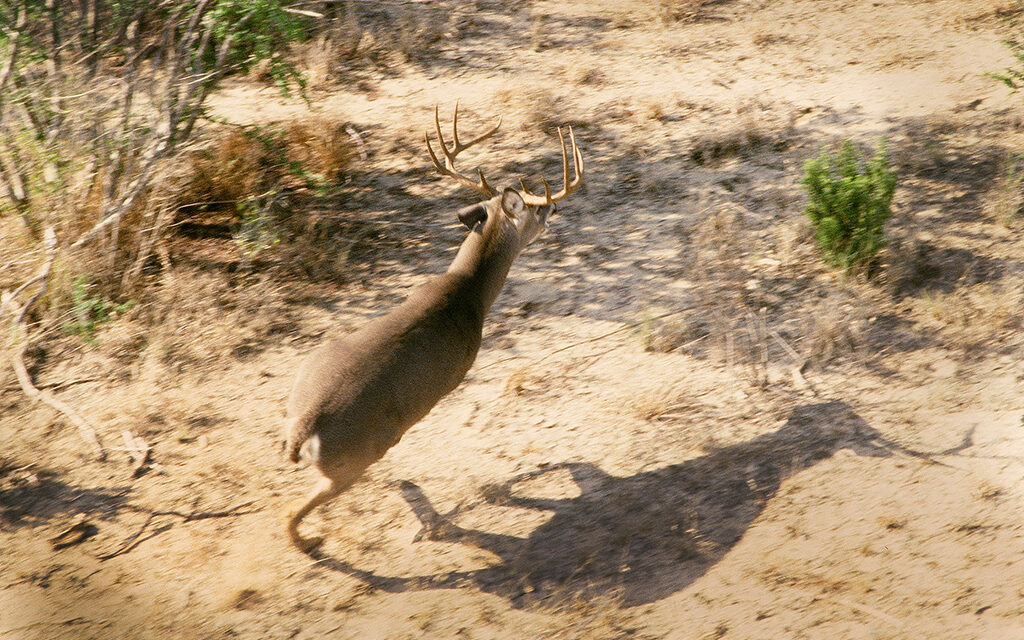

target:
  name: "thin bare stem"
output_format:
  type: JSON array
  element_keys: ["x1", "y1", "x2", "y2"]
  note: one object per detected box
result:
[{"x1": 5, "y1": 228, "x2": 106, "y2": 460}]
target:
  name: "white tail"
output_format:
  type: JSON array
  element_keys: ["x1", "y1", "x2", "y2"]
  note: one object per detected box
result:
[{"x1": 283, "y1": 104, "x2": 584, "y2": 552}]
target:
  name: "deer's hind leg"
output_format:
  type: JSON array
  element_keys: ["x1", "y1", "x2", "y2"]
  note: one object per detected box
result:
[{"x1": 286, "y1": 455, "x2": 374, "y2": 553}]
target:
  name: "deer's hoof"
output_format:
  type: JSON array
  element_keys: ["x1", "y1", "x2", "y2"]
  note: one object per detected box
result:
[{"x1": 294, "y1": 534, "x2": 324, "y2": 554}]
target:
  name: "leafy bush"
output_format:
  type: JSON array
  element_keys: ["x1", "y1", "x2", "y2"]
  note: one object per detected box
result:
[{"x1": 801, "y1": 139, "x2": 897, "y2": 274}]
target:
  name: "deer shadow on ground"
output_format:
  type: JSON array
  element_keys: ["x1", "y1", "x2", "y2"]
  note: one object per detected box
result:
[{"x1": 313, "y1": 400, "x2": 935, "y2": 608}]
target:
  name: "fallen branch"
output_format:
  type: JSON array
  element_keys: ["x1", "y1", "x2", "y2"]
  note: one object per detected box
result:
[
  {"x1": 38, "y1": 376, "x2": 102, "y2": 390},
  {"x1": 5, "y1": 228, "x2": 106, "y2": 460},
  {"x1": 345, "y1": 124, "x2": 370, "y2": 161},
  {"x1": 11, "y1": 343, "x2": 105, "y2": 460},
  {"x1": 93, "y1": 512, "x2": 160, "y2": 561},
  {"x1": 0, "y1": 3, "x2": 27, "y2": 103},
  {"x1": 145, "y1": 501, "x2": 259, "y2": 522},
  {"x1": 96, "y1": 501, "x2": 258, "y2": 560}
]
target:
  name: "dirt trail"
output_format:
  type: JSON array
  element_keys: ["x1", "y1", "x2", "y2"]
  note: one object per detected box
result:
[{"x1": 3, "y1": 1, "x2": 1024, "y2": 638}]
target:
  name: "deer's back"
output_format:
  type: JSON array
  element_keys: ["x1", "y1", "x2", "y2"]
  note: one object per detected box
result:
[{"x1": 287, "y1": 273, "x2": 484, "y2": 460}]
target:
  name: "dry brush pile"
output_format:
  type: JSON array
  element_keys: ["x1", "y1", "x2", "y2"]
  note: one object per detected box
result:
[{"x1": 0, "y1": 1, "x2": 366, "y2": 458}]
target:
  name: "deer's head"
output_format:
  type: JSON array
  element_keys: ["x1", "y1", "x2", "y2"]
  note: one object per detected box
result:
[{"x1": 425, "y1": 104, "x2": 583, "y2": 253}]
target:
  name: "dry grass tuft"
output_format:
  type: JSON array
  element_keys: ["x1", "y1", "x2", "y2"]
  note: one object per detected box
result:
[
  {"x1": 945, "y1": 1, "x2": 1024, "y2": 28},
  {"x1": 751, "y1": 31, "x2": 798, "y2": 47},
  {"x1": 271, "y1": 209, "x2": 378, "y2": 283},
  {"x1": 569, "y1": 65, "x2": 605, "y2": 87},
  {"x1": 176, "y1": 117, "x2": 355, "y2": 214},
  {"x1": 915, "y1": 278, "x2": 1024, "y2": 353},
  {"x1": 490, "y1": 87, "x2": 569, "y2": 136},
  {"x1": 983, "y1": 154, "x2": 1024, "y2": 227},
  {"x1": 658, "y1": 0, "x2": 717, "y2": 24},
  {"x1": 132, "y1": 270, "x2": 298, "y2": 375},
  {"x1": 684, "y1": 206, "x2": 776, "y2": 383},
  {"x1": 540, "y1": 590, "x2": 641, "y2": 640},
  {"x1": 688, "y1": 104, "x2": 793, "y2": 166},
  {"x1": 281, "y1": 118, "x2": 356, "y2": 185},
  {"x1": 290, "y1": 1, "x2": 456, "y2": 75},
  {"x1": 638, "y1": 314, "x2": 700, "y2": 354},
  {"x1": 802, "y1": 301, "x2": 861, "y2": 368},
  {"x1": 7, "y1": 115, "x2": 357, "y2": 328},
  {"x1": 624, "y1": 384, "x2": 690, "y2": 421},
  {"x1": 176, "y1": 130, "x2": 269, "y2": 211}
]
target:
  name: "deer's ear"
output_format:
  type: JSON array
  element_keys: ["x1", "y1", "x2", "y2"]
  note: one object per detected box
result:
[
  {"x1": 457, "y1": 202, "x2": 488, "y2": 230},
  {"x1": 501, "y1": 188, "x2": 525, "y2": 217}
]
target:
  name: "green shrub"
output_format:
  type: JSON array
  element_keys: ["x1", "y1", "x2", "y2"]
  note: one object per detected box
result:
[{"x1": 801, "y1": 139, "x2": 897, "y2": 274}]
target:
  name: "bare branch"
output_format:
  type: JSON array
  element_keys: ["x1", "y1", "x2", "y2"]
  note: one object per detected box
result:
[
  {"x1": 0, "y1": 1, "x2": 26, "y2": 115},
  {"x1": 12, "y1": 345, "x2": 106, "y2": 460},
  {"x1": 0, "y1": 131, "x2": 28, "y2": 205},
  {"x1": 74, "y1": 3, "x2": 155, "y2": 69},
  {"x1": 70, "y1": 136, "x2": 172, "y2": 249},
  {"x1": 178, "y1": 11, "x2": 256, "y2": 141},
  {"x1": 5, "y1": 228, "x2": 106, "y2": 460}
]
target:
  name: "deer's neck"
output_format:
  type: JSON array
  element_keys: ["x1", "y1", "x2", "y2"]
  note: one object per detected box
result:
[{"x1": 447, "y1": 216, "x2": 520, "y2": 317}]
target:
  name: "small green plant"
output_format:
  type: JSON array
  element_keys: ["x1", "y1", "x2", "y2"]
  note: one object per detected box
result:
[
  {"x1": 62, "y1": 278, "x2": 135, "y2": 344},
  {"x1": 801, "y1": 139, "x2": 897, "y2": 274},
  {"x1": 989, "y1": 3, "x2": 1024, "y2": 93},
  {"x1": 233, "y1": 196, "x2": 281, "y2": 263}
]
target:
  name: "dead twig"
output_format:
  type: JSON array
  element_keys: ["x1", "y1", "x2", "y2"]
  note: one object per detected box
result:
[
  {"x1": 39, "y1": 376, "x2": 102, "y2": 390},
  {"x1": 345, "y1": 124, "x2": 370, "y2": 161},
  {"x1": 0, "y1": 2, "x2": 27, "y2": 108},
  {"x1": 96, "y1": 501, "x2": 259, "y2": 560},
  {"x1": 120, "y1": 429, "x2": 151, "y2": 477},
  {"x1": 144, "y1": 501, "x2": 260, "y2": 522},
  {"x1": 49, "y1": 513, "x2": 96, "y2": 549},
  {"x1": 0, "y1": 376, "x2": 100, "y2": 394},
  {"x1": 481, "y1": 309, "x2": 702, "y2": 372},
  {"x1": 93, "y1": 512, "x2": 160, "y2": 560},
  {"x1": 12, "y1": 345, "x2": 106, "y2": 460}
]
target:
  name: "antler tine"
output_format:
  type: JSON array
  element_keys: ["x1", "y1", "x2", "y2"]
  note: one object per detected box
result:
[
  {"x1": 519, "y1": 125, "x2": 585, "y2": 207},
  {"x1": 425, "y1": 103, "x2": 501, "y2": 197},
  {"x1": 520, "y1": 176, "x2": 552, "y2": 203},
  {"x1": 450, "y1": 102, "x2": 503, "y2": 154}
]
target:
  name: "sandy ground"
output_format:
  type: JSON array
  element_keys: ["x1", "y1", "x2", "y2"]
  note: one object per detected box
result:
[{"x1": 3, "y1": 1, "x2": 1024, "y2": 638}]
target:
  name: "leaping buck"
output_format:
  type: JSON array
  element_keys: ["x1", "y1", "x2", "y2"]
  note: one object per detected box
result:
[{"x1": 283, "y1": 104, "x2": 584, "y2": 552}]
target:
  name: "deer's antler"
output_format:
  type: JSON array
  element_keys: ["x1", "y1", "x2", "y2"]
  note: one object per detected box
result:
[
  {"x1": 518, "y1": 125, "x2": 584, "y2": 207},
  {"x1": 426, "y1": 103, "x2": 584, "y2": 206},
  {"x1": 425, "y1": 102, "x2": 501, "y2": 198}
]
